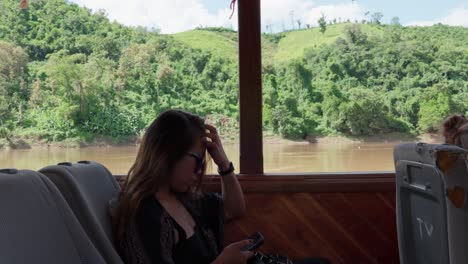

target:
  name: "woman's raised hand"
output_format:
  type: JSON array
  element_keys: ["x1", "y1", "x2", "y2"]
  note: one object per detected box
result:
[{"x1": 203, "y1": 124, "x2": 230, "y2": 171}]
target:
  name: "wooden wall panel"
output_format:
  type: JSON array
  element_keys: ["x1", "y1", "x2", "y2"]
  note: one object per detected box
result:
[
  {"x1": 115, "y1": 175, "x2": 399, "y2": 263},
  {"x1": 225, "y1": 192, "x2": 399, "y2": 264}
]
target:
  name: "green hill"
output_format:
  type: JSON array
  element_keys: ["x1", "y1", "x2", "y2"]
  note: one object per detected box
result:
[
  {"x1": 172, "y1": 23, "x2": 466, "y2": 65},
  {"x1": 173, "y1": 29, "x2": 238, "y2": 60},
  {"x1": 274, "y1": 23, "x2": 384, "y2": 62},
  {"x1": 170, "y1": 24, "x2": 386, "y2": 64},
  {"x1": 172, "y1": 28, "x2": 277, "y2": 65}
]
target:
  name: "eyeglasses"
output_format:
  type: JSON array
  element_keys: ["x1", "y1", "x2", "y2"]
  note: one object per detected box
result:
[{"x1": 186, "y1": 152, "x2": 205, "y2": 174}]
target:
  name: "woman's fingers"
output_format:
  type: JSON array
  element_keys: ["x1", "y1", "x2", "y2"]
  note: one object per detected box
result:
[
  {"x1": 205, "y1": 124, "x2": 218, "y2": 134},
  {"x1": 230, "y1": 239, "x2": 251, "y2": 250},
  {"x1": 205, "y1": 124, "x2": 221, "y2": 144},
  {"x1": 203, "y1": 138, "x2": 217, "y2": 149},
  {"x1": 204, "y1": 132, "x2": 216, "y2": 140},
  {"x1": 203, "y1": 124, "x2": 229, "y2": 167},
  {"x1": 232, "y1": 240, "x2": 255, "y2": 260},
  {"x1": 204, "y1": 138, "x2": 229, "y2": 168}
]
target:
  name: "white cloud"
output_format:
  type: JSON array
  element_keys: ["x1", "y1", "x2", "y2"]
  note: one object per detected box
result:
[
  {"x1": 301, "y1": 3, "x2": 365, "y2": 25},
  {"x1": 70, "y1": 0, "x2": 367, "y2": 33},
  {"x1": 407, "y1": 6, "x2": 468, "y2": 27},
  {"x1": 262, "y1": 1, "x2": 365, "y2": 31},
  {"x1": 70, "y1": 0, "x2": 237, "y2": 33},
  {"x1": 261, "y1": 0, "x2": 316, "y2": 26}
]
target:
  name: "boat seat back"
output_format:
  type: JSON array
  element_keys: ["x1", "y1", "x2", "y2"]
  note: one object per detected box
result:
[
  {"x1": 40, "y1": 161, "x2": 123, "y2": 264},
  {"x1": 394, "y1": 143, "x2": 468, "y2": 264},
  {"x1": 0, "y1": 169, "x2": 106, "y2": 264}
]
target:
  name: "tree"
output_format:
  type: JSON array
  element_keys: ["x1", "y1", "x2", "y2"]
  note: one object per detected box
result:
[
  {"x1": 391, "y1": 17, "x2": 401, "y2": 26},
  {"x1": 344, "y1": 24, "x2": 368, "y2": 45},
  {"x1": 371, "y1": 12, "x2": 384, "y2": 24},
  {"x1": 0, "y1": 41, "x2": 28, "y2": 127},
  {"x1": 418, "y1": 85, "x2": 457, "y2": 132},
  {"x1": 318, "y1": 14, "x2": 327, "y2": 34}
]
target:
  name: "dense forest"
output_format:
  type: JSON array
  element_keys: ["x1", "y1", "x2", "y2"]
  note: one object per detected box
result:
[{"x1": 0, "y1": 0, "x2": 467, "y2": 146}]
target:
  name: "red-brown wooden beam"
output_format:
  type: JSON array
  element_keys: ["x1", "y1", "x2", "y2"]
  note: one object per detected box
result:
[
  {"x1": 238, "y1": 0, "x2": 264, "y2": 174},
  {"x1": 202, "y1": 172, "x2": 396, "y2": 193},
  {"x1": 116, "y1": 172, "x2": 396, "y2": 193}
]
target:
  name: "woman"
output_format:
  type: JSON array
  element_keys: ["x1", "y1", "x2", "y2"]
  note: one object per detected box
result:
[
  {"x1": 112, "y1": 109, "x2": 253, "y2": 264},
  {"x1": 112, "y1": 109, "x2": 329, "y2": 264},
  {"x1": 443, "y1": 114, "x2": 468, "y2": 149}
]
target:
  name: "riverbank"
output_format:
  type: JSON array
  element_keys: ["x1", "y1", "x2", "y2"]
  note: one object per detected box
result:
[
  {"x1": 314, "y1": 132, "x2": 443, "y2": 144},
  {"x1": 0, "y1": 132, "x2": 443, "y2": 150},
  {"x1": 0, "y1": 135, "x2": 140, "y2": 150}
]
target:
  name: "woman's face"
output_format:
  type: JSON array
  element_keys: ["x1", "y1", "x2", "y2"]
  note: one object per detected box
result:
[{"x1": 169, "y1": 138, "x2": 206, "y2": 193}]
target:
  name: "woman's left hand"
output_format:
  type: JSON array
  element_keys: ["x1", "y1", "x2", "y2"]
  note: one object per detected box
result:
[{"x1": 203, "y1": 124, "x2": 230, "y2": 171}]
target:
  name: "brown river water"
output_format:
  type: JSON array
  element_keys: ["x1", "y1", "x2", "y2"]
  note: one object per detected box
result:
[{"x1": 0, "y1": 141, "x2": 428, "y2": 174}]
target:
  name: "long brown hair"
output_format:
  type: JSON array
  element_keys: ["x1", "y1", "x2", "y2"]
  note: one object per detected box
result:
[
  {"x1": 442, "y1": 114, "x2": 468, "y2": 146},
  {"x1": 113, "y1": 109, "x2": 206, "y2": 244}
]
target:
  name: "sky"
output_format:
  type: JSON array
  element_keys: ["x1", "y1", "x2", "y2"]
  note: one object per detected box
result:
[{"x1": 70, "y1": 0, "x2": 468, "y2": 33}]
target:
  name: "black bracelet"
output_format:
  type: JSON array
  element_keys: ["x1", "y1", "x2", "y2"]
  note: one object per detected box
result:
[{"x1": 218, "y1": 162, "x2": 235, "y2": 176}]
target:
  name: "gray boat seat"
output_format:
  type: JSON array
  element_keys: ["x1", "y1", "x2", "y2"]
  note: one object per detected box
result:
[
  {"x1": 394, "y1": 143, "x2": 468, "y2": 264},
  {"x1": 40, "y1": 161, "x2": 124, "y2": 264},
  {"x1": 0, "y1": 169, "x2": 106, "y2": 264}
]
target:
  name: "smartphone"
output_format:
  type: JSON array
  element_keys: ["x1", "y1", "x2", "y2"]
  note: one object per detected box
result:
[{"x1": 241, "y1": 231, "x2": 264, "y2": 251}]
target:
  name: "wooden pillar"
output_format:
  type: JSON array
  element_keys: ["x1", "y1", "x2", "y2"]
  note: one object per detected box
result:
[{"x1": 238, "y1": 0, "x2": 263, "y2": 174}]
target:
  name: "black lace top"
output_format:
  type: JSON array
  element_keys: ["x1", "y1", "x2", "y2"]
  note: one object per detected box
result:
[{"x1": 133, "y1": 192, "x2": 224, "y2": 264}]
